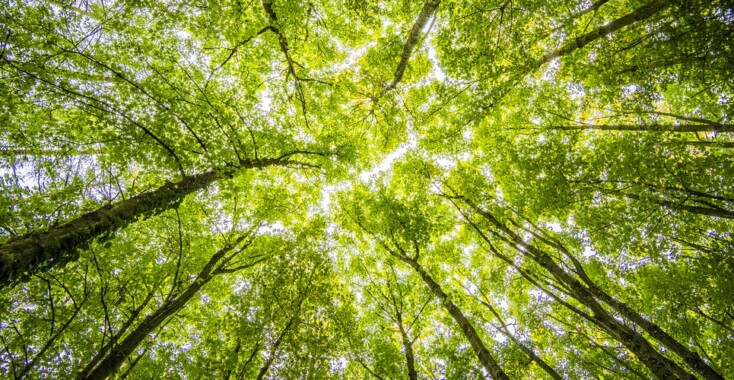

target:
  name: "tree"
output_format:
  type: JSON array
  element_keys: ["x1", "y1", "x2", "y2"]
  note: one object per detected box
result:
[{"x1": 1, "y1": 0, "x2": 733, "y2": 378}]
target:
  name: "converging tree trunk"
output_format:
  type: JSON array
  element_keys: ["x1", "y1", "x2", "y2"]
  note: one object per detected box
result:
[
  {"x1": 379, "y1": 240, "x2": 508, "y2": 380},
  {"x1": 403, "y1": 254, "x2": 508, "y2": 380},
  {"x1": 476, "y1": 295, "x2": 563, "y2": 380},
  {"x1": 382, "y1": 0, "x2": 440, "y2": 95},
  {"x1": 347, "y1": 211, "x2": 509, "y2": 380},
  {"x1": 0, "y1": 155, "x2": 311, "y2": 287},
  {"x1": 397, "y1": 318, "x2": 418, "y2": 380},
  {"x1": 551, "y1": 123, "x2": 734, "y2": 133},
  {"x1": 536, "y1": 0, "x2": 674, "y2": 67},
  {"x1": 622, "y1": 193, "x2": 734, "y2": 220},
  {"x1": 453, "y1": 195, "x2": 707, "y2": 379},
  {"x1": 79, "y1": 233, "x2": 260, "y2": 380}
]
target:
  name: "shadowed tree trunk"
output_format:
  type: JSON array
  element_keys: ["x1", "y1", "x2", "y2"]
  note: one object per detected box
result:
[
  {"x1": 536, "y1": 0, "x2": 674, "y2": 67},
  {"x1": 622, "y1": 193, "x2": 734, "y2": 220},
  {"x1": 551, "y1": 123, "x2": 734, "y2": 133},
  {"x1": 79, "y1": 233, "x2": 261, "y2": 380},
  {"x1": 452, "y1": 195, "x2": 703, "y2": 379},
  {"x1": 346, "y1": 211, "x2": 509, "y2": 379},
  {"x1": 255, "y1": 312, "x2": 298, "y2": 380},
  {"x1": 397, "y1": 317, "x2": 418, "y2": 380},
  {"x1": 402, "y1": 255, "x2": 509, "y2": 380},
  {"x1": 0, "y1": 154, "x2": 316, "y2": 287},
  {"x1": 382, "y1": 0, "x2": 441, "y2": 95}
]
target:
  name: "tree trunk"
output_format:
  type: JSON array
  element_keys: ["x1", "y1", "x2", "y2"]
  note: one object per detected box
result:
[
  {"x1": 256, "y1": 299, "x2": 303, "y2": 380},
  {"x1": 76, "y1": 289, "x2": 158, "y2": 379},
  {"x1": 570, "y1": 262, "x2": 725, "y2": 380},
  {"x1": 459, "y1": 197, "x2": 696, "y2": 379},
  {"x1": 402, "y1": 256, "x2": 509, "y2": 380},
  {"x1": 382, "y1": 0, "x2": 440, "y2": 94},
  {"x1": 397, "y1": 316, "x2": 418, "y2": 380},
  {"x1": 623, "y1": 193, "x2": 734, "y2": 219},
  {"x1": 478, "y1": 297, "x2": 562, "y2": 380},
  {"x1": 536, "y1": 0, "x2": 674, "y2": 67},
  {"x1": 552, "y1": 124, "x2": 733, "y2": 133},
  {"x1": 80, "y1": 234, "x2": 254, "y2": 380},
  {"x1": 0, "y1": 157, "x2": 292, "y2": 287}
]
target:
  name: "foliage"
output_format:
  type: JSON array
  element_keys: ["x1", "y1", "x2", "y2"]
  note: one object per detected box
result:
[{"x1": 1, "y1": 0, "x2": 733, "y2": 378}]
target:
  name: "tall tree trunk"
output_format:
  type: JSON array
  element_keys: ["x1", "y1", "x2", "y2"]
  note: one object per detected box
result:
[
  {"x1": 382, "y1": 0, "x2": 440, "y2": 94},
  {"x1": 346, "y1": 210, "x2": 508, "y2": 379},
  {"x1": 0, "y1": 156, "x2": 300, "y2": 287},
  {"x1": 397, "y1": 315, "x2": 418, "y2": 380},
  {"x1": 551, "y1": 123, "x2": 733, "y2": 133},
  {"x1": 559, "y1": 248, "x2": 725, "y2": 380},
  {"x1": 80, "y1": 234, "x2": 255, "y2": 380},
  {"x1": 457, "y1": 196, "x2": 697, "y2": 379},
  {"x1": 76, "y1": 288, "x2": 158, "y2": 379},
  {"x1": 256, "y1": 298, "x2": 304, "y2": 380},
  {"x1": 623, "y1": 193, "x2": 734, "y2": 219},
  {"x1": 536, "y1": 0, "x2": 674, "y2": 67},
  {"x1": 401, "y1": 256, "x2": 509, "y2": 380},
  {"x1": 477, "y1": 296, "x2": 562, "y2": 380}
]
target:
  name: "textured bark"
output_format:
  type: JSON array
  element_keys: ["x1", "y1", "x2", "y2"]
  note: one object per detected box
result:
[
  {"x1": 256, "y1": 313, "x2": 297, "y2": 380},
  {"x1": 552, "y1": 123, "x2": 733, "y2": 133},
  {"x1": 623, "y1": 193, "x2": 734, "y2": 219},
  {"x1": 460, "y1": 197, "x2": 696, "y2": 379},
  {"x1": 402, "y1": 256, "x2": 509, "y2": 380},
  {"x1": 0, "y1": 157, "x2": 291, "y2": 287},
  {"x1": 565, "y1": 254, "x2": 726, "y2": 380},
  {"x1": 397, "y1": 315, "x2": 418, "y2": 380},
  {"x1": 490, "y1": 194, "x2": 722, "y2": 380},
  {"x1": 81, "y1": 235, "x2": 253, "y2": 380},
  {"x1": 479, "y1": 298, "x2": 562, "y2": 380},
  {"x1": 530, "y1": 248, "x2": 693, "y2": 380},
  {"x1": 536, "y1": 0, "x2": 673, "y2": 67},
  {"x1": 382, "y1": 0, "x2": 440, "y2": 94}
]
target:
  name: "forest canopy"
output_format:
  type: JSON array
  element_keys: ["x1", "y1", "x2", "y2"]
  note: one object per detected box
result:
[{"x1": 1, "y1": 0, "x2": 733, "y2": 378}]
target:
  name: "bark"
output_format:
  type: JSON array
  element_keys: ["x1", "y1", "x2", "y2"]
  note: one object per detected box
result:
[
  {"x1": 345, "y1": 209, "x2": 508, "y2": 379},
  {"x1": 80, "y1": 234, "x2": 254, "y2": 380},
  {"x1": 568, "y1": 257, "x2": 725, "y2": 380},
  {"x1": 382, "y1": 0, "x2": 440, "y2": 94},
  {"x1": 623, "y1": 193, "x2": 734, "y2": 219},
  {"x1": 256, "y1": 298, "x2": 303, "y2": 380},
  {"x1": 397, "y1": 315, "x2": 418, "y2": 380},
  {"x1": 478, "y1": 298, "x2": 562, "y2": 380},
  {"x1": 536, "y1": 0, "x2": 674, "y2": 67},
  {"x1": 0, "y1": 156, "x2": 302, "y2": 287},
  {"x1": 515, "y1": 204, "x2": 724, "y2": 380},
  {"x1": 551, "y1": 123, "x2": 734, "y2": 133},
  {"x1": 402, "y1": 256, "x2": 508, "y2": 380},
  {"x1": 594, "y1": 288, "x2": 724, "y2": 380},
  {"x1": 458, "y1": 196, "x2": 696, "y2": 379},
  {"x1": 76, "y1": 289, "x2": 158, "y2": 379},
  {"x1": 235, "y1": 342, "x2": 261, "y2": 380}
]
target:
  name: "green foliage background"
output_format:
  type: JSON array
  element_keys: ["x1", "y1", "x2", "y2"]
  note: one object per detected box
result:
[{"x1": 0, "y1": 0, "x2": 733, "y2": 378}]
